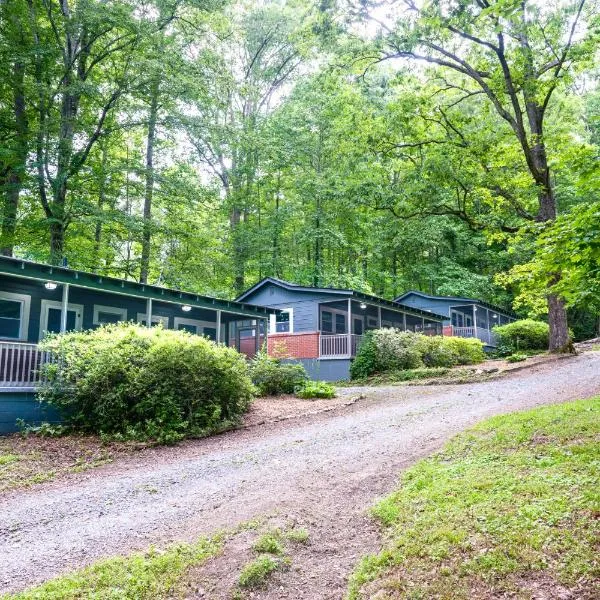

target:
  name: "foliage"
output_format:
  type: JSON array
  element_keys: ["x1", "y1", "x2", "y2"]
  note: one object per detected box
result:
[
  {"x1": 506, "y1": 353, "x2": 528, "y2": 363},
  {"x1": 238, "y1": 555, "x2": 281, "y2": 589},
  {"x1": 249, "y1": 353, "x2": 308, "y2": 396},
  {"x1": 351, "y1": 330, "x2": 484, "y2": 379},
  {"x1": 7, "y1": 537, "x2": 222, "y2": 600},
  {"x1": 295, "y1": 381, "x2": 336, "y2": 399},
  {"x1": 252, "y1": 534, "x2": 284, "y2": 556},
  {"x1": 493, "y1": 319, "x2": 551, "y2": 352},
  {"x1": 347, "y1": 397, "x2": 600, "y2": 599},
  {"x1": 38, "y1": 324, "x2": 254, "y2": 443}
]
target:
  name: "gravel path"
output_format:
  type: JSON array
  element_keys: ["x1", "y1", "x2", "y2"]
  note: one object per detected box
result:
[{"x1": 1, "y1": 352, "x2": 599, "y2": 597}]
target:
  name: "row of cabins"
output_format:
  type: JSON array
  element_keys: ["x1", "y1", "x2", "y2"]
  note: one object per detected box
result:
[{"x1": 0, "y1": 256, "x2": 515, "y2": 432}]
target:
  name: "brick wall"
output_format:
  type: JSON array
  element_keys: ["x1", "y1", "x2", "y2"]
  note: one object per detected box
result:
[
  {"x1": 443, "y1": 325, "x2": 453, "y2": 337},
  {"x1": 267, "y1": 332, "x2": 320, "y2": 359}
]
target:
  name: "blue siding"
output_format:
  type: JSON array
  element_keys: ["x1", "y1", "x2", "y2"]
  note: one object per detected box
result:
[
  {"x1": 0, "y1": 391, "x2": 61, "y2": 434},
  {"x1": 0, "y1": 273, "x2": 229, "y2": 343},
  {"x1": 398, "y1": 294, "x2": 456, "y2": 323},
  {"x1": 244, "y1": 285, "x2": 345, "y2": 332},
  {"x1": 286, "y1": 358, "x2": 352, "y2": 382}
]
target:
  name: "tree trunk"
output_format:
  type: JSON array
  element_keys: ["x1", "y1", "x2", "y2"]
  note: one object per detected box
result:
[
  {"x1": 93, "y1": 142, "x2": 108, "y2": 268},
  {"x1": 140, "y1": 79, "x2": 159, "y2": 284}
]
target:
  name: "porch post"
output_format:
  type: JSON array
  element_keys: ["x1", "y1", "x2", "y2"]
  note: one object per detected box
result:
[
  {"x1": 146, "y1": 298, "x2": 153, "y2": 328},
  {"x1": 254, "y1": 319, "x2": 260, "y2": 354},
  {"x1": 347, "y1": 298, "x2": 352, "y2": 357},
  {"x1": 472, "y1": 305, "x2": 478, "y2": 335},
  {"x1": 377, "y1": 306, "x2": 382, "y2": 329},
  {"x1": 60, "y1": 283, "x2": 70, "y2": 333},
  {"x1": 403, "y1": 312, "x2": 407, "y2": 331},
  {"x1": 216, "y1": 310, "x2": 222, "y2": 344},
  {"x1": 421, "y1": 316, "x2": 425, "y2": 331},
  {"x1": 486, "y1": 308, "x2": 490, "y2": 330}
]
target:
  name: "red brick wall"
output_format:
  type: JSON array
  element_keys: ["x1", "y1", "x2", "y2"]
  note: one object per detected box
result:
[
  {"x1": 443, "y1": 325, "x2": 453, "y2": 337},
  {"x1": 267, "y1": 332, "x2": 320, "y2": 359}
]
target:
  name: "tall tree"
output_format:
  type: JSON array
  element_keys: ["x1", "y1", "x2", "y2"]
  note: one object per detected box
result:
[{"x1": 367, "y1": 0, "x2": 596, "y2": 350}]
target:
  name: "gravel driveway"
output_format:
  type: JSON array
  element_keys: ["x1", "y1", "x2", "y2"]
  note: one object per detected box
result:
[{"x1": 1, "y1": 352, "x2": 599, "y2": 597}]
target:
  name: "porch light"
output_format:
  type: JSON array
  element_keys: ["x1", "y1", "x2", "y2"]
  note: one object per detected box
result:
[
  {"x1": 181, "y1": 304, "x2": 192, "y2": 312},
  {"x1": 359, "y1": 302, "x2": 367, "y2": 309},
  {"x1": 44, "y1": 281, "x2": 58, "y2": 290}
]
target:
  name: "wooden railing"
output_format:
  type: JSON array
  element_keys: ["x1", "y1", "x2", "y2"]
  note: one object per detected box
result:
[
  {"x1": 320, "y1": 334, "x2": 364, "y2": 358},
  {"x1": 0, "y1": 342, "x2": 52, "y2": 388},
  {"x1": 451, "y1": 327, "x2": 497, "y2": 347}
]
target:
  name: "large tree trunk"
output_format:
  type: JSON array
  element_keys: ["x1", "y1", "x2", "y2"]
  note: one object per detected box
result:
[
  {"x1": 1, "y1": 58, "x2": 27, "y2": 256},
  {"x1": 140, "y1": 79, "x2": 159, "y2": 284}
]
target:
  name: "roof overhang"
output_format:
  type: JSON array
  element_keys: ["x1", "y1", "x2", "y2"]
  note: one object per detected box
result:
[{"x1": 0, "y1": 256, "x2": 278, "y2": 319}]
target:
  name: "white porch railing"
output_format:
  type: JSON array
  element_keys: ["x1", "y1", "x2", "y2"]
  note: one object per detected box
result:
[
  {"x1": 0, "y1": 342, "x2": 52, "y2": 388},
  {"x1": 320, "y1": 334, "x2": 364, "y2": 358},
  {"x1": 452, "y1": 327, "x2": 497, "y2": 347}
]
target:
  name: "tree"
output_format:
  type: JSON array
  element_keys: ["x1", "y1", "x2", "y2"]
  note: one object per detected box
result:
[{"x1": 367, "y1": 0, "x2": 597, "y2": 350}]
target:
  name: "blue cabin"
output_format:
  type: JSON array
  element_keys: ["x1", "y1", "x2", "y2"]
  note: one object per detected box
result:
[
  {"x1": 394, "y1": 291, "x2": 516, "y2": 348},
  {"x1": 0, "y1": 256, "x2": 276, "y2": 433},
  {"x1": 237, "y1": 278, "x2": 446, "y2": 381}
]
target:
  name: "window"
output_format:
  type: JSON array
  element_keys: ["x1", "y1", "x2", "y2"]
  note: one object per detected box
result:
[
  {"x1": 136, "y1": 313, "x2": 169, "y2": 328},
  {"x1": 367, "y1": 316, "x2": 378, "y2": 329},
  {"x1": 93, "y1": 305, "x2": 127, "y2": 325},
  {"x1": 40, "y1": 300, "x2": 83, "y2": 338},
  {"x1": 269, "y1": 308, "x2": 293, "y2": 334},
  {"x1": 335, "y1": 313, "x2": 345, "y2": 334},
  {"x1": 353, "y1": 318, "x2": 364, "y2": 335},
  {"x1": 174, "y1": 317, "x2": 223, "y2": 341},
  {"x1": 321, "y1": 310, "x2": 333, "y2": 333},
  {"x1": 0, "y1": 292, "x2": 30, "y2": 341}
]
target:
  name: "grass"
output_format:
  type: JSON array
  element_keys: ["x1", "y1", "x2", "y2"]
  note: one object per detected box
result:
[
  {"x1": 4, "y1": 537, "x2": 222, "y2": 600},
  {"x1": 252, "y1": 532, "x2": 285, "y2": 555},
  {"x1": 284, "y1": 527, "x2": 310, "y2": 543},
  {"x1": 238, "y1": 555, "x2": 282, "y2": 588},
  {"x1": 347, "y1": 397, "x2": 600, "y2": 599},
  {"x1": 0, "y1": 453, "x2": 20, "y2": 466}
]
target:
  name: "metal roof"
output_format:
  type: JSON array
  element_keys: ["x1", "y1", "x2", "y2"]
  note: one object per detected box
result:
[
  {"x1": 394, "y1": 290, "x2": 516, "y2": 318},
  {"x1": 236, "y1": 277, "x2": 447, "y2": 321},
  {"x1": 0, "y1": 256, "x2": 277, "y2": 319}
]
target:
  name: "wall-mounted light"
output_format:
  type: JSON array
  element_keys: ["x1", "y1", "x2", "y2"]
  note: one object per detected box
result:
[
  {"x1": 359, "y1": 302, "x2": 367, "y2": 310},
  {"x1": 181, "y1": 304, "x2": 192, "y2": 312},
  {"x1": 44, "y1": 281, "x2": 58, "y2": 290}
]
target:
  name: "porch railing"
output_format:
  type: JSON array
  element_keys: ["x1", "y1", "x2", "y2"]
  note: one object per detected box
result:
[
  {"x1": 0, "y1": 342, "x2": 52, "y2": 389},
  {"x1": 320, "y1": 334, "x2": 364, "y2": 358},
  {"x1": 452, "y1": 327, "x2": 497, "y2": 347}
]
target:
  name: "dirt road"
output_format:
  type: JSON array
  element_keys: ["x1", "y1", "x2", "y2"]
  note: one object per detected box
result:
[{"x1": 1, "y1": 352, "x2": 599, "y2": 597}]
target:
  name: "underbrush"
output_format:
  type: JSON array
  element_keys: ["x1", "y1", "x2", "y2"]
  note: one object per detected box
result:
[{"x1": 347, "y1": 397, "x2": 600, "y2": 599}]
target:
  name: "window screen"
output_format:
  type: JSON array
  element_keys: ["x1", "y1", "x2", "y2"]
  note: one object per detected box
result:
[{"x1": 0, "y1": 298, "x2": 22, "y2": 338}]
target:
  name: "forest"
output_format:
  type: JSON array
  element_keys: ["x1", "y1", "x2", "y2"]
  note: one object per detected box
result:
[{"x1": 0, "y1": 0, "x2": 599, "y2": 346}]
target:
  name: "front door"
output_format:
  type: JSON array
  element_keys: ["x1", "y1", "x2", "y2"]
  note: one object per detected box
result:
[
  {"x1": 40, "y1": 301, "x2": 83, "y2": 339},
  {"x1": 353, "y1": 317, "x2": 364, "y2": 335}
]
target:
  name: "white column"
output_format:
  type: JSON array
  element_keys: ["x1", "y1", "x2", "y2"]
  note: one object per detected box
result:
[
  {"x1": 216, "y1": 310, "x2": 222, "y2": 344},
  {"x1": 347, "y1": 298, "x2": 352, "y2": 357},
  {"x1": 377, "y1": 306, "x2": 382, "y2": 329},
  {"x1": 472, "y1": 305, "x2": 478, "y2": 336},
  {"x1": 403, "y1": 312, "x2": 407, "y2": 331},
  {"x1": 146, "y1": 298, "x2": 153, "y2": 328},
  {"x1": 60, "y1": 283, "x2": 69, "y2": 333},
  {"x1": 421, "y1": 316, "x2": 425, "y2": 332},
  {"x1": 254, "y1": 319, "x2": 260, "y2": 354}
]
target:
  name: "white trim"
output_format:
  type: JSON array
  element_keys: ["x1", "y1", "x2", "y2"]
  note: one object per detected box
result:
[
  {"x1": 93, "y1": 304, "x2": 128, "y2": 325},
  {"x1": 0, "y1": 291, "x2": 31, "y2": 341},
  {"x1": 269, "y1": 307, "x2": 294, "y2": 334},
  {"x1": 40, "y1": 300, "x2": 84, "y2": 339},
  {"x1": 136, "y1": 312, "x2": 168, "y2": 327},
  {"x1": 319, "y1": 306, "x2": 348, "y2": 334}
]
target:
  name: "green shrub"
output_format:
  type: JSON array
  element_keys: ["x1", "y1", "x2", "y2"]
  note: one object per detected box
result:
[
  {"x1": 295, "y1": 381, "x2": 336, "y2": 399},
  {"x1": 493, "y1": 319, "x2": 550, "y2": 351},
  {"x1": 249, "y1": 353, "x2": 308, "y2": 396},
  {"x1": 350, "y1": 329, "x2": 484, "y2": 379},
  {"x1": 238, "y1": 556, "x2": 280, "y2": 588},
  {"x1": 507, "y1": 352, "x2": 528, "y2": 363},
  {"x1": 38, "y1": 323, "x2": 255, "y2": 443}
]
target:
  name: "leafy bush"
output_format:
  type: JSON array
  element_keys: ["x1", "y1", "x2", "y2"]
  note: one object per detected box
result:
[
  {"x1": 493, "y1": 319, "x2": 550, "y2": 351},
  {"x1": 507, "y1": 352, "x2": 528, "y2": 363},
  {"x1": 38, "y1": 323, "x2": 255, "y2": 443},
  {"x1": 350, "y1": 329, "x2": 485, "y2": 379},
  {"x1": 249, "y1": 353, "x2": 307, "y2": 396},
  {"x1": 295, "y1": 381, "x2": 336, "y2": 399}
]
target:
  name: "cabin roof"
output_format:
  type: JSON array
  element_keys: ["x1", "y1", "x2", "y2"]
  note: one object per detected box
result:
[
  {"x1": 236, "y1": 277, "x2": 447, "y2": 321},
  {"x1": 394, "y1": 290, "x2": 516, "y2": 318},
  {"x1": 0, "y1": 256, "x2": 278, "y2": 319}
]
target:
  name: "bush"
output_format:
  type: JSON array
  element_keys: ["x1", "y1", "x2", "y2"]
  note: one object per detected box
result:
[
  {"x1": 507, "y1": 352, "x2": 528, "y2": 363},
  {"x1": 249, "y1": 353, "x2": 307, "y2": 396},
  {"x1": 38, "y1": 323, "x2": 255, "y2": 443},
  {"x1": 295, "y1": 381, "x2": 336, "y2": 399},
  {"x1": 493, "y1": 319, "x2": 550, "y2": 351},
  {"x1": 350, "y1": 329, "x2": 485, "y2": 379}
]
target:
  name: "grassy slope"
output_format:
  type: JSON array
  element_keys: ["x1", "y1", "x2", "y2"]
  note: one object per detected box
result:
[
  {"x1": 4, "y1": 537, "x2": 222, "y2": 600},
  {"x1": 348, "y1": 397, "x2": 600, "y2": 599}
]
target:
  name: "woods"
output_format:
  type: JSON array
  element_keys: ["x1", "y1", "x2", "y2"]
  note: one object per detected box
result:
[{"x1": 1, "y1": 0, "x2": 599, "y2": 346}]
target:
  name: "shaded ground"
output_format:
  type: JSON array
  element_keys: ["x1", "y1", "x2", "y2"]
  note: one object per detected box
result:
[{"x1": 1, "y1": 352, "x2": 599, "y2": 598}]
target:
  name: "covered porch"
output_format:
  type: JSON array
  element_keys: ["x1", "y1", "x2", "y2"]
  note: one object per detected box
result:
[
  {"x1": 318, "y1": 298, "x2": 443, "y2": 358},
  {"x1": 449, "y1": 304, "x2": 513, "y2": 347}
]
